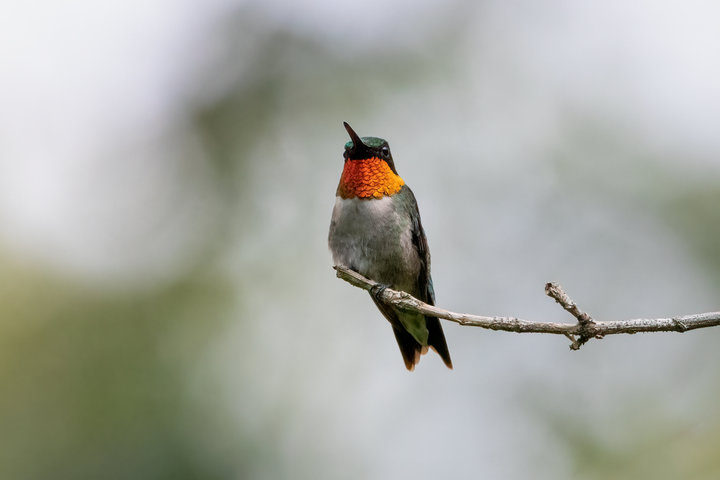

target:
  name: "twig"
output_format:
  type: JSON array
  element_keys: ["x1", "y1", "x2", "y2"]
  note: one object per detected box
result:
[
  {"x1": 333, "y1": 265, "x2": 720, "y2": 350},
  {"x1": 545, "y1": 282, "x2": 597, "y2": 350}
]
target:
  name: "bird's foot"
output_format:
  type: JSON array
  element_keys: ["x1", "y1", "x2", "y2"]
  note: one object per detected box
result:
[{"x1": 370, "y1": 283, "x2": 389, "y2": 302}]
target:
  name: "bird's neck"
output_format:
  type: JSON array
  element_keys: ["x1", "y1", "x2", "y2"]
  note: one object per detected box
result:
[{"x1": 336, "y1": 157, "x2": 405, "y2": 199}]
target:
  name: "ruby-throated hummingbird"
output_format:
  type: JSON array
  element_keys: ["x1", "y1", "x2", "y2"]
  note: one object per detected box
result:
[{"x1": 329, "y1": 122, "x2": 452, "y2": 371}]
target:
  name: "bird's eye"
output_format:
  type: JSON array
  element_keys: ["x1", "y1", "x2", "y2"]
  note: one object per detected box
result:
[{"x1": 381, "y1": 146, "x2": 390, "y2": 157}]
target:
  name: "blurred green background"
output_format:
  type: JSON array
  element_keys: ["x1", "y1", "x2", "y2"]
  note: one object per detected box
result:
[{"x1": 1, "y1": 1, "x2": 719, "y2": 479}]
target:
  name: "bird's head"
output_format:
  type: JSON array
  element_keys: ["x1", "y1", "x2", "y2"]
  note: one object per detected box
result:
[{"x1": 337, "y1": 122, "x2": 404, "y2": 199}]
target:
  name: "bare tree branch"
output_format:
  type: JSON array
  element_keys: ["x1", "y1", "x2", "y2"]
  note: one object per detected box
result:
[{"x1": 333, "y1": 265, "x2": 720, "y2": 350}]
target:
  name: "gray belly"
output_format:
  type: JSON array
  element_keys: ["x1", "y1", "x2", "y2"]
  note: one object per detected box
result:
[{"x1": 328, "y1": 195, "x2": 420, "y2": 293}]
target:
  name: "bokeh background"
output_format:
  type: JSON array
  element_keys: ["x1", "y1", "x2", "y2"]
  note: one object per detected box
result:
[{"x1": 2, "y1": 1, "x2": 720, "y2": 479}]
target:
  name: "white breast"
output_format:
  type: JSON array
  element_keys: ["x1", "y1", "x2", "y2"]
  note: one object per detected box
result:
[{"x1": 328, "y1": 195, "x2": 418, "y2": 288}]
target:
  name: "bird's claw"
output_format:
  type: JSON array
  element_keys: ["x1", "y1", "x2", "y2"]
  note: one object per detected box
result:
[{"x1": 370, "y1": 283, "x2": 389, "y2": 301}]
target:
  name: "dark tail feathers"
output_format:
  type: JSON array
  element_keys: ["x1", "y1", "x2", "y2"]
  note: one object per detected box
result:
[
  {"x1": 391, "y1": 317, "x2": 453, "y2": 371},
  {"x1": 426, "y1": 316, "x2": 453, "y2": 369}
]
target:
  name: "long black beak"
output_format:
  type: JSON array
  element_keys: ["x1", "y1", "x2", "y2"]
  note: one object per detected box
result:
[{"x1": 343, "y1": 121, "x2": 366, "y2": 151}]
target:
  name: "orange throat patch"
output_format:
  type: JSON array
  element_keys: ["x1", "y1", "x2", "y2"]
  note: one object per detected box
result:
[{"x1": 336, "y1": 157, "x2": 405, "y2": 199}]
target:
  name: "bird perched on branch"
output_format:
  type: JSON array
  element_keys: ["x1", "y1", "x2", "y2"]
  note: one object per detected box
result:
[{"x1": 329, "y1": 122, "x2": 452, "y2": 371}]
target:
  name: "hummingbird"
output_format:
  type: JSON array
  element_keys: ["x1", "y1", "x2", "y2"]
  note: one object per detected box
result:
[{"x1": 328, "y1": 122, "x2": 452, "y2": 371}]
